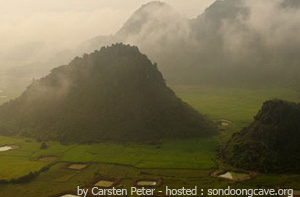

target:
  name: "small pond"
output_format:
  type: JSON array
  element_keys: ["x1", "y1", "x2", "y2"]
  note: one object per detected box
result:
[
  {"x1": 218, "y1": 171, "x2": 249, "y2": 181},
  {"x1": 94, "y1": 180, "x2": 114, "y2": 187},
  {"x1": 0, "y1": 145, "x2": 18, "y2": 152},
  {"x1": 68, "y1": 164, "x2": 88, "y2": 170},
  {"x1": 136, "y1": 181, "x2": 157, "y2": 186}
]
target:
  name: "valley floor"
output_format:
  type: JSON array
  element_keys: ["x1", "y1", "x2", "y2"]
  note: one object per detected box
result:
[{"x1": 0, "y1": 85, "x2": 300, "y2": 196}]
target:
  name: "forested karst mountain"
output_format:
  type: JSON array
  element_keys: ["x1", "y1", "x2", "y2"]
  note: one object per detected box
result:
[
  {"x1": 0, "y1": 44, "x2": 216, "y2": 143},
  {"x1": 220, "y1": 99, "x2": 300, "y2": 173}
]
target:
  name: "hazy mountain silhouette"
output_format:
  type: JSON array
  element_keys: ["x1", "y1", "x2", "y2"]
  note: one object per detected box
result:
[
  {"x1": 78, "y1": 0, "x2": 300, "y2": 87},
  {"x1": 0, "y1": 44, "x2": 216, "y2": 143},
  {"x1": 78, "y1": 1, "x2": 193, "y2": 84},
  {"x1": 4, "y1": 0, "x2": 300, "y2": 90}
]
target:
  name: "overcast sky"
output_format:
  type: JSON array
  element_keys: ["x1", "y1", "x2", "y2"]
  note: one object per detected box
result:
[{"x1": 0, "y1": 0, "x2": 215, "y2": 53}]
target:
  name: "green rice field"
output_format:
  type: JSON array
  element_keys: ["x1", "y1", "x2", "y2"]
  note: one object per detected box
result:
[{"x1": 0, "y1": 85, "x2": 299, "y2": 196}]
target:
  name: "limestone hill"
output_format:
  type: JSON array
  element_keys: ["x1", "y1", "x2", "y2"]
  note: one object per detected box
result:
[{"x1": 0, "y1": 44, "x2": 216, "y2": 143}]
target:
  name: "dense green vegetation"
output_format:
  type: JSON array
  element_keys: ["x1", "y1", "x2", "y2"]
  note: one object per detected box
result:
[
  {"x1": 0, "y1": 140, "x2": 300, "y2": 197},
  {"x1": 0, "y1": 155, "x2": 300, "y2": 197},
  {"x1": 221, "y1": 99, "x2": 300, "y2": 173},
  {"x1": 0, "y1": 135, "x2": 217, "y2": 181},
  {"x1": 0, "y1": 44, "x2": 215, "y2": 143},
  {"x1": 1, "y1": 0, "x2": 300, "y2": 195},
  {"x1": 0, "y1": 84, "x2": 300, "y2": 196}
]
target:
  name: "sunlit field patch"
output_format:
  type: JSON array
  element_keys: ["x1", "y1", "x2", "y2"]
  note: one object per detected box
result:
[
  {"x1": 134, "y1": 178, "x2": 163, "y2": 187},
  {"x1": 67, "y1": 163, "x2": 88, "y2": 171},
  {"x1": 94, "y1": 180, "x2": 115, "y2": 187}
]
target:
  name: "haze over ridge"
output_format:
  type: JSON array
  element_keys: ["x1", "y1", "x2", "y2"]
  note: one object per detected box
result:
[{"x1": 1, "y1": 0, "x2": 300, "y2": 91}]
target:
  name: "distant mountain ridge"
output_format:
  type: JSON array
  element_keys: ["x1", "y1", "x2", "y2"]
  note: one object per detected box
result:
[
  {"x1": 4, "y1": 0, "x2": 300, "y2": 91},
  {"x1": 78, "y1": 0, "x2": 300, "y2": 86},
  {"x1": 0, "y1": 44, "x2": 216, "y2": 143}
]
